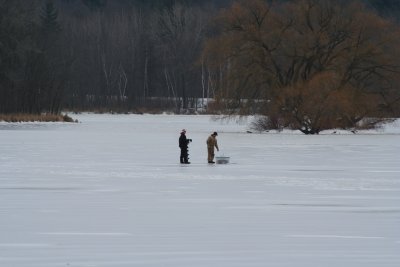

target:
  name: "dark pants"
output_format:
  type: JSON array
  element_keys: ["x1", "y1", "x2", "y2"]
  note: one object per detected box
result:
[{"x1": 180, "y1": 147, "x2": 189, "y2": 163}]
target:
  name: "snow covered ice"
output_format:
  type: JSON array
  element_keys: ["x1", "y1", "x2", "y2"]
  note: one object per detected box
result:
[{"x1": 0, "y1": 114, "x2": 399, "y2": 267}]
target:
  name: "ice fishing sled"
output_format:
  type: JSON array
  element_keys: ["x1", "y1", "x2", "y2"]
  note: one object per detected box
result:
[{"x1": 215, "y1": 156, "x2": 230, "y2": 164}]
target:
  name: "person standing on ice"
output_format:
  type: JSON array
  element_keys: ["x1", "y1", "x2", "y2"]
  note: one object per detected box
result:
[
  {"x1": 206, "y1": 132, "x2": 219, "y2": 163},
  {"x1": 179, "y1": 129, "x2": 191, "y2": 164}
]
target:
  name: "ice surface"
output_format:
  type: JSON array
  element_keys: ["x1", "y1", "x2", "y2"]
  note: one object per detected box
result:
[{"x1": 0, "y1": 114, "x2": 399, "y2": 267}]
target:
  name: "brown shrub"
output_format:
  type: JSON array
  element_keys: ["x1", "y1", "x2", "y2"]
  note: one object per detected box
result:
[{"x1": 0, "y1": 113, "x2": 77, "y2": 123}]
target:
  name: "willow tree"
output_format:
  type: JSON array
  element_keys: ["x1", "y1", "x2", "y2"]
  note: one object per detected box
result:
[{"x1": 204, "y1": 0, "x2": 400, "y2": 134}]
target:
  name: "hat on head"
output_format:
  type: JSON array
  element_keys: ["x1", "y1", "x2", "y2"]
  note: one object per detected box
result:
[
  {"x1": 181, "y1": 129, "x2": 186, "y2": 133},
  {"x1": 213, "y1": 131, "x2": 218, "y2": 136}
]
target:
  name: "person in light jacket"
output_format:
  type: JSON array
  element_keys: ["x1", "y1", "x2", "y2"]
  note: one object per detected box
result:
[{"x1": 206, "y1": 132, "x2": 219, "y2": 163}]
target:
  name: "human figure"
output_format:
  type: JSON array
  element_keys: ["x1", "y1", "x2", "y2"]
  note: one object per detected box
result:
[
  {"x1": 179, "y1": 129, "x2": 191, "y2": 164},
  {"x1": 206, "y1": 132, "x2": 219, "y2": 163}
]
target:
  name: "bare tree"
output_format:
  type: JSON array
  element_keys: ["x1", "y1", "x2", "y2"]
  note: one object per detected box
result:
[{"x1": 155, "y1": 3, "x2": 210, "y2": 113}]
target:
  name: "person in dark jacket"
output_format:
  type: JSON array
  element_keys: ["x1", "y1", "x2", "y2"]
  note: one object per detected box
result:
[{"x1": 179, "y1": 129, "x2": 191, "y2": 164}]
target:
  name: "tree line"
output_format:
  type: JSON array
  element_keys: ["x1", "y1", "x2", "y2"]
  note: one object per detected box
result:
[
  {"x1": 1, "y1": 0, "x2": 400, "y2": 132},
  {"x1": 0, "y1": 0, "x2": 227, "y2": 114}
]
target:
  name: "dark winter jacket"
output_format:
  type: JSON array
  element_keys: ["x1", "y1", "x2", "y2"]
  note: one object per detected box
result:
[{"x1": 179, "y1": 133, "x2": 189, "y2": 149}]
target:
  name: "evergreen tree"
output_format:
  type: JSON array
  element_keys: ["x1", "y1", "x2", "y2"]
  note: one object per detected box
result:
[
  {"x1": 0, "y1": 0, "x2": 39, "y2": 113},
  {"x1": 40, "y1": 0, "x2": 61, "y2": 38}
]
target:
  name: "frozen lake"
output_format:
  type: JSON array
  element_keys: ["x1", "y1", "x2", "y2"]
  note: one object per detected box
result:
[{"x1": 1, "y1": 114, "x2": 399, "y2": 267}]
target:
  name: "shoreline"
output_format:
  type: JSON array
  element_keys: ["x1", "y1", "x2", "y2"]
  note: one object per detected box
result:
[{"x1": 0, "y1": 113, "x2": 77, "y2": 123}]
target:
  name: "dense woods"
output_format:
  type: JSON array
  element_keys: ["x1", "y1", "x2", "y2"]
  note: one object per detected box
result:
[{"x1": 1, "y1": 0, "x2": 400, "y2": 132}]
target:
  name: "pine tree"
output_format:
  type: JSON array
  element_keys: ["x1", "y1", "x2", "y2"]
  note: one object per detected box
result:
[{"x1": 40, "y1": 0, "x2": 61, "y2": 35}]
